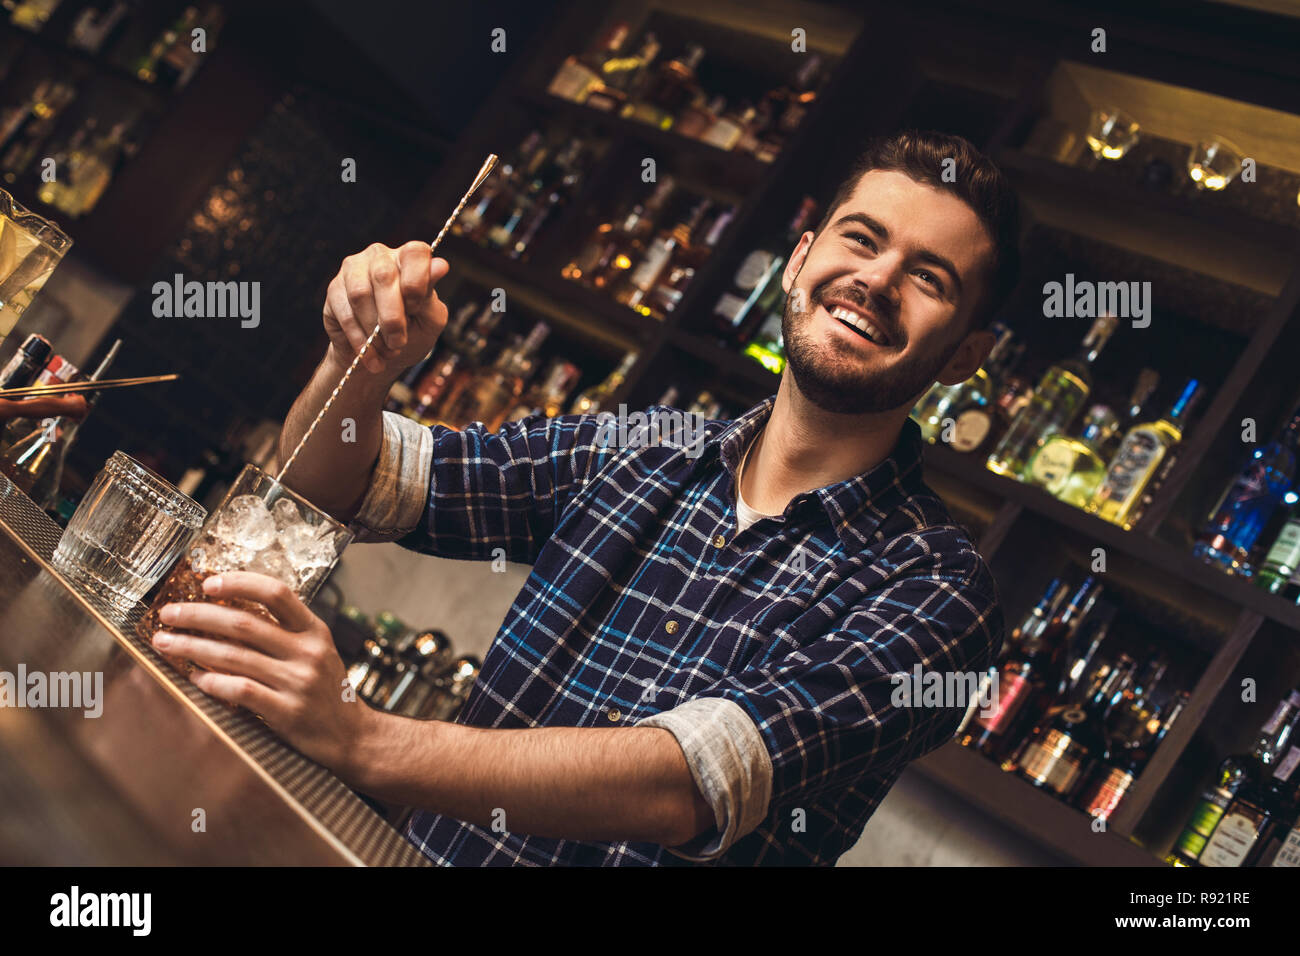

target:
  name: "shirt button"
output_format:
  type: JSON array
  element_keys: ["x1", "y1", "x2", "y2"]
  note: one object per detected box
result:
[
  {"x1": 712, "y1": 534, "x2": 727, "y2": 548},
  {"x1": 665, "y1": 620, "x2": 679, "y2": 635},
  {"x1": 607, "y1": 708, "x2": 622, "y2": 722}
]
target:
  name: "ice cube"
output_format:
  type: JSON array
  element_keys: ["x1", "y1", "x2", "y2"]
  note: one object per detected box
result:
[
  {"x1": 272, "y1": 497, "x2": 301, "y2": 529},
  {"x1": 215, "y1": 494, "x2": 277, "y2": 551},
  {"x1": 248, "y1": 547, "x2": 298, "y2": 590}
]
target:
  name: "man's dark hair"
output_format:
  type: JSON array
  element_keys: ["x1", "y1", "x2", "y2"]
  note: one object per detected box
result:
[{"x1": 815, "y1": 130, "x2": 1021, "y2": 332}]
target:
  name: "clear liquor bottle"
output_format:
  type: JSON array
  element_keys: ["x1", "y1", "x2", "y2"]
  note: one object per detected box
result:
[
  {"x1": 442, "y1": 322, "x2": 551, "y2": 431},
  {"x1": 1087, "y1": 378, "x2": 1203, "y2": 529},
  {"x1": 546, "y1": 22, "x2": 631, "y2": 103},
  {"x1": 561, "y1": 176, "x2": 676, "y2": 289},
  {"x1": 1022, "y1": 404, "x2": 1121, "y2": 506},
  {"x1": 912, "y1": 321, "x2": 1014, "y2": 444},
  {"x1": 986, "y1": 314, "x2": 1119, "y2": 479},
  {"x1": 1255, "y1": 501, "x2": 1300, "y2": 598},
  {"x1": 1201, "y1": 710, "x2": 1300, "y2": 867},
  {"x1": 569, "y1": 351, "x2": 638, "y2": 415}
]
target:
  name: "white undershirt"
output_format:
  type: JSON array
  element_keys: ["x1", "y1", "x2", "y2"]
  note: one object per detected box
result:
[{"x1": 735, "y1": 430, "x2": 780, "y2": 534}]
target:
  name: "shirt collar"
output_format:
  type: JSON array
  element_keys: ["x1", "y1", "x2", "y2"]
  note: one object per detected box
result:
[{"x1": 697, "y1": 395, "x2": 927, "y2": 549}]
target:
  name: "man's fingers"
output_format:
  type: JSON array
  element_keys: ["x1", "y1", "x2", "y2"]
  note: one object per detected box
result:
[
  {"x1": 397, "y1": 241, "x2": 433, "y2": 310},
  {"x1": 188, "y1": 668, "x2": 288, "y2": 719},
  {"x1": 343, "y1": 257, "x2": 385, "y2": 373},
  {"x1": 158, "y1": 600, "x2": 297, "y2": 658},
  {"x1": 154, "y1": 631, "x2": 286, "y2": 686},
  {"x1": 0, "y1": 395, "x2": 88, "y2": 421},
  {"x1": 202, "y1": 571, "x2": 319, "y2": 633},
  {"x1": 369, "y1": 251, "x2": 408, "y2": 354},
  {"x1": 326, "y1": 280, "x2": 367, "y2": 360}
]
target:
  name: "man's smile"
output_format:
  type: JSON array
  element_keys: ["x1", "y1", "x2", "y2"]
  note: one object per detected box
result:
[{"x1": 818, "y1": 299, "x2": 896, "y2": 350}]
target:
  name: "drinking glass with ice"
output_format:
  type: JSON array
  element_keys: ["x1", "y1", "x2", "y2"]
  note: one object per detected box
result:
[{"x1": 137, "y1": 464, "x2": 354, "y2": 674}]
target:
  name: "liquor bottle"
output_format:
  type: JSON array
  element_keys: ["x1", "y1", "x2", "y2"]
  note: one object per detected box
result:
[
  {"x1": 384, "y1": 352, "x2": 435, "y2": 415},
  {"x1": 1166, "y1": 688, "x2": 1300, "y2": 866},
  {"x1": 1087, "y1": 378, "x2": 1203, "y2": 530},
  {"x1": 8, "y1": 0, "x2": 61, "y2": 31},
  {"x1": 1193, "y1": 404, "x2": 1300, "y2": 576},
  {"x1": 423, "y1": 655, "x2": 481, "y2": 721},
  {"x1": 502, "y1": 357, "x2": 581, "y2": 422},
  {"x1": 487, "y1": 137, "x2": 586, "y2": 254},
  {"x1": 387, "y1": 629, "x2": 456, "y2": 718},
  {"x1": 36, "y1": 119, "x2": 94, "y2": 212},
  {"x1": 479, "y1": 137, "x2": 556, "y2": 249},
  {"x1": 764, "y1": 53, "x2": 825, "y2": 138},
  {"x1": 584, "y1": 32, "x2": 661, "y2": 113},
  {"x1": 0, "y1": 332, "x2": 52, "y2": 390},
  {"x1": 546, "y1": 22, "x2": 631, "y2": 103},
  {"x1": 0, "y1": 339, "x2": 119, "y2": 508},
  {"x1": 688, "y1": 390, "x2": 724, "y2": 419},
  {"x1": 508, "y1": 139, "x2": 592, "y2": 261},
  {"x1": 1255, "y1": 500, "x2": 1300, "y2": 598},
  {"x1": 1103, "y1": 655, "x2": 1170, "y2": 759},
  {"x1": 956, "y1": 577, "x2": 1088, "y2": 758},
  {"x1": 442, "y1": 321, "x2": 551, "y2": 431},
  {"x1": 0, "y1": 80, "x2": 77, "y2": 181},
  {"x1": 712, "y1": 196, "x2": 819, "y2": 344},
  {"x1": 133, "y1": 6, "x2": 197, "y2": 83},
  {"x1": 986, "y1": 314, "x2": 1119, "y2": 479},
  {"x1": 1014, "y1": 657, "x2": 1134, "y2": 801},
  {"x1": 1201, "y1": 710, "x2": 1300, "y2": 867},
  {"x1": 357, "y1": 612, "x2": 408, "y2": 704},
  {"x1": 68, "y1": 1, "x2": 134, "y2": 54},
  {"x1": 701, "y1": 103, "x2": 755, "y2": 152},
  {"x1": 425, "y1": 305, "x2": 505, "y2": 426},
  {"x1": 674, "y1": 93, "x2": 722, "y2": 140},
  {"x1": 1078, "y1": 690, "x2": 1190, "y2": 822},
  {"x1": 158, "y1": 3, "x2": 224, "y2": 89},
  {"x1": 947, "y1": 341, "x2": 1031, "y2": 457},
  {"x1": 1023, "y1": 405, "x2": 1121, "y2": 507},
  {"x1": 615, "y1": 201, "x2": 709, "y2": 317},
  {"x1": 569, "y1": 351, "x2": 638, "y2": 414},
  {"x1": 742, "y1": 311, "x2": 787, "y2": 375},
  {"x1": 561, "y1": 176, "x2": 676, "y2": 290},
  {"x1": 912, "y1": 322, "x2": 1014, "y2": 444},
  {"x1": 620, "y1": 43, "x2": 705, "y2": 129},
  {"x1": 1, "y1": 351, "x2": 79, "y2": 449},
  {"x1": 643, "y1": 199, "x2": 722, "y2": 317},
  {"x1": 64, "y1": 120, "x2": 129, "y2": 216},
  {"x1": 456, "y1": 131, "x2": 544, "y2": 240}
]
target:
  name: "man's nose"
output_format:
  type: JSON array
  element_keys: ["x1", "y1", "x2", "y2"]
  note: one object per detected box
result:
[{"x1": 852, "y1": 255, "x2": 903, "y2": 312}]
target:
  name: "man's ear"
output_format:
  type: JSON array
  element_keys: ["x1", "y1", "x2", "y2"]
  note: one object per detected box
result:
[
  {"x1": 934, "y1": 327, "x2": 995, "y2": 387},
  {"x1": 781, "y1": 231, "x2": 815, "y2": 293}
]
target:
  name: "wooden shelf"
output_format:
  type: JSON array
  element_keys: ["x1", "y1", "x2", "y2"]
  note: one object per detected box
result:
[
  {"x1": 910, "y1": 742, "x2": 1167, "y2": 866},
  {"x1": 997, "y1": 146, "x2": 1300, "y2": 253}
]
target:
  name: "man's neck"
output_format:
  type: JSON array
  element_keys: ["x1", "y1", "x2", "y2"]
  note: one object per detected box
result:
[{"x1": 738, "y1": 374, "x2": 912, "y2": 517}]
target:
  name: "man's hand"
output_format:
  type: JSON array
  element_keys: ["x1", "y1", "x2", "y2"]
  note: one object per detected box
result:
[
  {"x1": 0, "y1": 394, "x2": 88, "y2": 422},
  {"x1": 323, "y1": 241, "x2": 451, "y2": 377},
  {"x1": 151, "y1": 571, "x2": 368, "y2": 775}
]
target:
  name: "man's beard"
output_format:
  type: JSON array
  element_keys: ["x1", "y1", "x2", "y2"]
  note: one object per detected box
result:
[{"x1": 782, "y1": 277, "x2": 963, "y2": 415}]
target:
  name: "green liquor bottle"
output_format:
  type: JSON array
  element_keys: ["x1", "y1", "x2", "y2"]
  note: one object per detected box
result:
[
  {"x1": 1022, "y1": 404, "x2": 1121, "y2": 507},
  {"x1": 987, "y1": 313, "x2": 1118, "y2": 479},
  {"x1": 1087, "y1": 378, "x2": 1202, "y2": 530},
  {"x1": 1167, "y1": 689, "x2": 1300, "y2": 866},
  {"x1": 1255, "y1": 500, "x2": 1300, "y2": 598},
  {"x1": 912, "y1": 321, "x2": 1014, "y2": 445}
]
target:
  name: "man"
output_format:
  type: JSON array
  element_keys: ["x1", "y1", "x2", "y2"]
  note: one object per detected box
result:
[{"x1": 152, "y1": 130, "x2": 1019, "y2": 865}]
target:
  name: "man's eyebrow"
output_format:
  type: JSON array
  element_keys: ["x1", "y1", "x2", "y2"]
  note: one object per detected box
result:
[{"x1": 833, "y1": 211, "x2": 964, "y2": 297}]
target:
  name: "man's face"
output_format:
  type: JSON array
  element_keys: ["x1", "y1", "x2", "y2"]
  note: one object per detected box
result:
[{"x1": 780, "y1": 169, "x2": 996, "y2": 415}]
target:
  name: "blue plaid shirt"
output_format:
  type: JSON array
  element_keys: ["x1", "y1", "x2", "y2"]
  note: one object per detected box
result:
[{"x1": 350, "y1": 395, "x2": 1004, "y2": 865}]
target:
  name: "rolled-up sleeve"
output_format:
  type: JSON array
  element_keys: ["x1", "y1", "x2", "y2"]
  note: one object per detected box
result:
[
  {"x1": 636, "y1": 698, "x2": 773, "y2": 861},
  {"x1": 349, "y1": 411, "x2": 434, "y2": 543}
]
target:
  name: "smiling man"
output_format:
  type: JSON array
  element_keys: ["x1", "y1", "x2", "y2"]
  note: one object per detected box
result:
[{"x1": 153, "y1": 129, "x2": 1020, "y2": 866}]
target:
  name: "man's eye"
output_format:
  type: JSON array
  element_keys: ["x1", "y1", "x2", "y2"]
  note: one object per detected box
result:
[
  {"x1": 845, "y1": 231, "x2": 875, "y2": 250},
  {"x1": 915, "y1": 269, "x2": 944, "y2": 293}
]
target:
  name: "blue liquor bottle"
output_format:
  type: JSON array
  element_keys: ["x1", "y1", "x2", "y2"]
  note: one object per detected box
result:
[{"x1": 1193, "y1": 410, "x2": 1300, "y2": 576}]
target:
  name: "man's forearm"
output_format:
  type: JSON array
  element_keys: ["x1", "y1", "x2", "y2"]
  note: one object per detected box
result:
[
  {"x1": 343, "y1": 708, "x2": 714, "y2": 848},
  {"x1": 278, "y1": 346, "x2": 392, "y2": 520}
]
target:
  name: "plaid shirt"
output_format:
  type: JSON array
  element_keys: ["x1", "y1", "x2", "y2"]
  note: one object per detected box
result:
[{"x1": 350, "y1": 395, "x2": 1004, "y2": 865}]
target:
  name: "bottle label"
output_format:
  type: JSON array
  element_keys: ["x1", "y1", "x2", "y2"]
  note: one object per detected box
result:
[
  {"x1": 1274, "y1": 745, "x2": 1300, "y2": 783},
  {"x1": 1172, "y1": 790, "x2": 1232, "y2": 860},
  {"x1": 1017, "y1": 729, "x2": 1086, "y2": 795},
  {"x1": 950, "y1": 408, "x2": 992, "y2": 452},
  {"x1": 1272, "y1": 826, "x2": 1300, "y2": 867},
  {"x1": 973, "y1": 671, "x2": 1030, "y2": 733},
  {"x1": 1080, "y1": 767, "x2": 1134, "y2": 819},
  {"x1": 734, "y1": 250, "x2": 777, "y2": 291},
  {"x1": 1026, "y1": 439, "x2": 1078, "y2": 490},
  {"x1": 1200, "y1": 810, "x2": 1264, "y2": 867},
  {"x1": 1098, "y1": 430, "x2": 1163, "y2": 503},
  {"x1": 1264, "y1": 520, "x2": 1300, "y2": 569},
  {"x1": 630, "y1": 239, "x2": 673, "y2": 291}
]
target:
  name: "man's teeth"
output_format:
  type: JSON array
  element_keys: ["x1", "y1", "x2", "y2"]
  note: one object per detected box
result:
[{"x1": 829, "y1": 305, "x2": 888, "y2": 345}]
